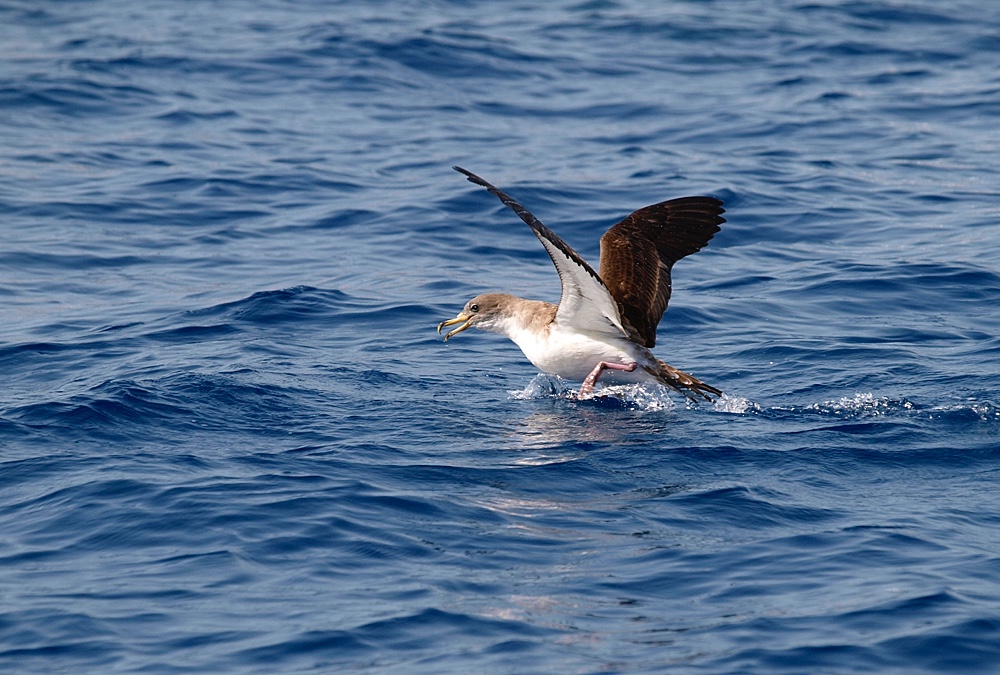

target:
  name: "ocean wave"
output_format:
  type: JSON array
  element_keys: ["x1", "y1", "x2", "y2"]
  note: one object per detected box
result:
[{"x1": 3, "y1": 0, "x2": 1000, "y2": 672}]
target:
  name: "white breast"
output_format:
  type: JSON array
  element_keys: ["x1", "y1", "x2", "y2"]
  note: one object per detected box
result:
[{"x1": 507, "y1": 322, "x2": 656, "y2": 384}]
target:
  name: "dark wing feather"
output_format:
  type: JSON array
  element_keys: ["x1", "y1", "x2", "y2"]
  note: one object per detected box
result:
[
  {"x1": 599, "y1": 196, "x2": 725, "y2": 348},
  {"x1": 453, "y1": 167, "x2": 600, "y2": 283},
  {"x1": 454, "y1": 166, "x2": 629, "y2": 338}
]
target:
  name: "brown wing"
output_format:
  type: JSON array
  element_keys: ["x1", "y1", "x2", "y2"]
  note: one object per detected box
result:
[{"x1": 599, "y1": 196, "x2": 725, "y2": 348}]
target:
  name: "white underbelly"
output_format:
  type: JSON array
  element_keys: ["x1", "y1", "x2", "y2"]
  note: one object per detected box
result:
[{"x1": 512, "y1": 327, "x2": 656, "y2": 384}]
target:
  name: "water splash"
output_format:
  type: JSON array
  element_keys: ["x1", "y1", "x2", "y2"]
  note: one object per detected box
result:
[
  {"x1": 587, "y1": 384, "x2": 677, "y2": 411},
  {"x1": 713, "y1": 393, "x2": 760, "y2": 414},
  {"x1": 967, "y1": 400, "x2": 1000, "y2": 423},
  {"x1": 790, "y1": 393, "x2": 998, "y2": 426},
  {"x1": 929, "y1": 398, "x2": 1000, "y2": 424},
  {"x1": 510, "y1": 374, "x2": 678, "y2": 411},
  {"x1": 509, "y1": 373, "x2": 566, "y2": 400},
  {"x1": 511, "y1": 375, "x2": 768, "y2": 413},
  {"x1": 806, "y1": 392, "x2": 914, "y2": 418}
]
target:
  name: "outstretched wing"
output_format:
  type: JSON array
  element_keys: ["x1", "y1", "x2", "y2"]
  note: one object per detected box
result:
[
  {"x1": 599, "y1": 197, "x2": 725, "y2": 348},
  {"x1": 454, "y1": 166, "x2": 628, "y2": 339}
]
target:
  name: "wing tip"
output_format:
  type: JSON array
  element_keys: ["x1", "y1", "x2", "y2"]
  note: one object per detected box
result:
[
  {"x1": 453, "y1": 165, "x2": 488, "y2": 187},
  {"x1": 669, "y1": 195, "x2": 727, "y2": 225}
]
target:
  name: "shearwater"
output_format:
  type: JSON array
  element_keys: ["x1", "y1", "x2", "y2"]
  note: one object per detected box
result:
[{"x1": 439, "y1": 167, "x2": 724, "y2": 400}]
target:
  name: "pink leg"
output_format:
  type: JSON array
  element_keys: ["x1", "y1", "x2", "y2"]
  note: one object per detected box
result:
[{"x1": 579, "y1": 361, "x2": 637, "y2": 397}]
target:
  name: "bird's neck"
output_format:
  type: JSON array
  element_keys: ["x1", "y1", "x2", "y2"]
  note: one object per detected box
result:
[{"x1": 487, "y1": 298, "x2": 557, "y2": 344}]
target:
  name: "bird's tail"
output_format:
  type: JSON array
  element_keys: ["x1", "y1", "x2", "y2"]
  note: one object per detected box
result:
[{"x1": 646, "y1": 359, "x2": 722, "y2": 402}]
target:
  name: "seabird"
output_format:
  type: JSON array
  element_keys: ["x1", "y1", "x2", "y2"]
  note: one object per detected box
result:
[{"x1": 438, "y1": 167, "x2": 724, "y2": 400}]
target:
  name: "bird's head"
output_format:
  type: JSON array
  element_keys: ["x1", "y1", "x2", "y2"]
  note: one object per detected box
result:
[{"x1": 437, "y1": 293, "x2": 515, "y2": 341}]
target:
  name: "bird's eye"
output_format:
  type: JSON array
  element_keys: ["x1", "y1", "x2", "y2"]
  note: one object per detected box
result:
[{"x1": 470, "y1": 304, "x2": 480, "y2": 312}]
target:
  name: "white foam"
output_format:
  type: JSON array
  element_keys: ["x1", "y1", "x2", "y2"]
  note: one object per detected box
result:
[
  {"x1": 807, "y1": 392, "x2": 903, "y2": 417},
  {"x1": 510, "y1": 374, "x2": 679, "y2": 411},
  {"x1": 510, "y1": 375, "x2": 763, "y2": 414},
  {"x1": 967, "y1": 400, "x2": 1000, "y2": 422},
  {"x1": 713, "y1": 393, "x2": 759, "y2": 414},
  {"x1": 929, "y1": 398, "x2": 1000, "y2": 423},
  {"x1": 587, "y1": 383, "x2": 677, "y2": 411}
]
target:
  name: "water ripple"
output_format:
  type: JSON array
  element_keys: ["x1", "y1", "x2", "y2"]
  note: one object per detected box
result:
[{"x1": 2, "y1": 0, "x2": 1000, "y2": 672}]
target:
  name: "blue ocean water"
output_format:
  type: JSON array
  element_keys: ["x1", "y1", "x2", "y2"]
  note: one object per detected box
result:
[{"x1": 2, "y1": 0, "x2": 1000, "y2": 671}]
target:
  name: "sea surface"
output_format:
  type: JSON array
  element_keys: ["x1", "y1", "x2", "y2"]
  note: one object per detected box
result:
[{"x1": 2, "y1": 1, "x2": 1000, "y2": 672}]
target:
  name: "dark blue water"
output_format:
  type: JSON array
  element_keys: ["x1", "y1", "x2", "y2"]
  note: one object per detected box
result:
[{"x1": 3, "y1": 1, "x2": 1000, "y2": 672}]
